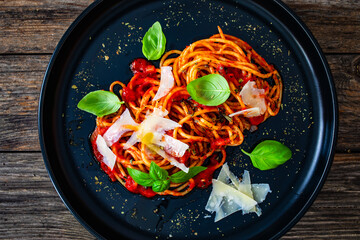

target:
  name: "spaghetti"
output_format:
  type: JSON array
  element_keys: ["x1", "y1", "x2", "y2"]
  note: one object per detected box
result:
[{"x1": 90, "y1": 27, "x2": 282, "y2": 198}]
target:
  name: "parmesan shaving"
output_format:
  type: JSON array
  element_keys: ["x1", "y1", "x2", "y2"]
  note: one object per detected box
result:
[
  {"x1": 153, "y1": 66, "x2": 175, "y2": 101},
  {"x1": 96, "y1": 135, "x2": 117, "y2": 170},
  {"x1": 123, "y1": 107, "x2": 189, "y2": 172},
  {"x1": 239, "y1": 81, "x2": 267, "y2": 114},
  {"x1": 205, "y1": 163, "x2": 271, "y2": 222},
  {"x1": 103, "y1": 109, "x2": 138, "y2": 147},
  {"x1": 228, "y1": 107, "x2": 261, "y2": 118}
]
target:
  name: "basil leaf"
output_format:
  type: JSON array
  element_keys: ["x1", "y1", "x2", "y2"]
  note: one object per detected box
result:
[
  {"x1": 169, "y1": 166, "x2": 207, "y2": 183},
  {"x1": 149, "y1": 161, "x2": 168, "y2": 181},
  {"x1": 127, "y1": 168, "x2": 154, "y2": 187},
  {"x1": 242, "y1": 140, "x2": 292, "y2": 170},
  {"x1": 142, "y1": 21, "x2": 166, "y2": 60},
  {"x1": 152, "y1": 179, "x2": 170, "y2": 192},
  {"x1": 186, "y1": 74, "x2": 230, "y2": 106},
  {"x1": 77, "y1": 90, "x2": 123, "y2": 117}
]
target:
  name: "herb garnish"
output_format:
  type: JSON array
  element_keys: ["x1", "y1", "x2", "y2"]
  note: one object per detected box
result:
[
  {"x1": 77, "y1": 90, "x2": 124, "y2": 117},
  {"x1": 241, "y1": 140, "x2": 292, "y2": 170},
  {"x1": 127, "y1": 162, "x2": 206, "y2": 192},
  {"x1": 142, "y1": 21, "x2": 166, "y2": 60},
  {"x1": 186, "y1": 74, "x2": 230, "y2": 106}
]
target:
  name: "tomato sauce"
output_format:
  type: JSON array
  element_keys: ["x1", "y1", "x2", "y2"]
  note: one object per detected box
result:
[
  {"x1": 122, "y1": 86, "x2": 137, "y2": 102},
  {"x1": 122, "y1": 58, "x2": 158, "y2": 104},
  {"x1": 193, "y1": 155, "x2": 219, "y2": 189},
  {"x1": 238, "y1": 106, "x2": 265, "y2": 126},
  {"x1": 91, "y1": 131, "x2": 118, "y2": 182},
  {"x1": 178, "y1": 150, "x2": 191, "y2": 166},
  {"x1": 216, "y1": 64, "x2": 255, "y2": 87},
  {"x1": 248, "y1": 114, "x2": 265, "y2": 126},
  {"x1": 169, "y1": 88, "x2": 190, "y2": 102},
  {"x1": 130, "y1": 58, "x2": 155, "y2": 74},
  {"x1": 125, "y1": 176, "x2": 156, "y2": 198},
  {"x1": 210, "y1": 137, "x2": 231, "y2": 150}
]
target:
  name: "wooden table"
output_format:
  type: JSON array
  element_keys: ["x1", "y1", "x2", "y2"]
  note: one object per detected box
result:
[{"x1": 0, "y1": 0, "x2": 359, "y2": 239}]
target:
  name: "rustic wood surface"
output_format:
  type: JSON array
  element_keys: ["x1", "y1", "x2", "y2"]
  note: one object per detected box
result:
[{"x1": 0, "y1": 0, "x2": 359, "y2": 239}]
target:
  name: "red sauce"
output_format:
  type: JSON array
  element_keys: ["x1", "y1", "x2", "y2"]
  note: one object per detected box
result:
[
  {"x1": 178, "y1": 150, "x2": 191, "y2": 166},
  {"x1": 193, "y1": 155, "x2": 219, "y2": 189},
  {"x1": 123, "y1": 59, "x2": 157, "y2": 103},
  {"x1": 125, "y1": 176, "x2": 156, "y2": 198},
  {"x1": 133, "y1": 77, "x2": 154, "y2": 96},
  {"x1": 210, "y1": 137, "x2": 231, "y2": 150},
  {"x1": 238, "y1": 107, "x2": 265, "y2": 126},
  {"x1": 248, "y1": 114, "x2": 265, "y2": 126},
  {"x1": 130, "y1": 58, "x2": 155, "y2": 74},
  {"x1": 216, "y1": 64, "x2": 256, "y2": 87},
  {"x1": 170, "y1": 90, "x2": 190, "y2": 102},
  {"x1": 91, "y1": 131, "x2": 118, "y2": 182},
  {"x1": 122, "y1": 86, "x2": 137, "y2": 102}
]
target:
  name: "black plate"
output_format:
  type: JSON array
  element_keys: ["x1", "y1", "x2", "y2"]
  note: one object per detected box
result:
[{"x1": 38, "y1": 0, "x2": 338, "y2": 239}]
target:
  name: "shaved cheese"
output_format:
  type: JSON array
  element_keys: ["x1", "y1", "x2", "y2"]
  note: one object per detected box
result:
[
  {"x1": 151, "y1": 107, "x2": 168, "y2": 117},
  {"x1": 157, "y1": 135, "x2": 189, "y2": 157},
  {"x1": 103, "y1": 109, "x2": 138, "y2": 147},
  {"x1": 238, "y1": 170, "x2": 257, "y2": 215},
  {"x1": 228, "y1": 107, "x2": 261, "y2": 118},
  {"x1": 217, "y1": 165, "x2": 257, "y2": 215},
  {"x1": 142, "y1": 115, "x2": 181, "y2": 133},
  {"x1": 96, "y1": 135, "x2": 117, "y2": 170},
  {"x1": 143, "y1": 145, "x2": 157, "y2": 160},
  {"x1": 123, "y1": 107, "x2": 189, "y2": 172},
  {"x1": 213, "y1": 197, "x2": 242, "y2": 222},
  {"x1": 252, "y1": 184, "x2": 271, "y2": 203},
  {"x1": 205, "y1": 179, "x2": 258, "y2": 222},
  {"x1": 239, "y1": 81, "x2": 267, "y2": 114},
  {"x1": 123, "y1": 132, "x2": 139, "y2": 149},
  {"x1": 147, "y1": 144, "x2": 189, "y2": 173},
  {"x1": 153, "y1": 66, "x2": 175, "y2": 101},
  {"x1": 217, "y1": 163, "x2": 241, "y2": 189},
  {"x1": 205, "y1": 164, "x2": 271, "y2": 222}
]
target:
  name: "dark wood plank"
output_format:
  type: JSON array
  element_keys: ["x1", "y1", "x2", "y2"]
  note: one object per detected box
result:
[
  {"x1": 0, "y1": 0, "x2": 94, "y2": 54},
  {"x1": 283, "y1": 153, "x2": 360, "y2": 239},
  {"x1": 327, "y1": 54, "x2": 360, "y2": 152},
  {"x1": 0, "y1": 152, "x2": 94, "y2": 239},
  {"x1": 283, "y1": 0, "x2": 360, "y2": 53},
  {"x1": 1, "y1": 54, "x2": 359, "y2": 152},
  {"x1": 0, "y1": 55, "x2": 49, "y2": 151},
  {"x1": 0, "y1": 55, "x2": 49, "y2": 115},
  {"x1": 0, "y1": 0, "x2": 359, "y2": 54},
  {"x1": 0, "y1": 152, "x2": 358, "y2": 239}
]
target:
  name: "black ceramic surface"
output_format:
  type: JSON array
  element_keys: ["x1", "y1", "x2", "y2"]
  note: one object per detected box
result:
[{"x1": 39, "y1": 0, "x2": 337, "y2": 239}]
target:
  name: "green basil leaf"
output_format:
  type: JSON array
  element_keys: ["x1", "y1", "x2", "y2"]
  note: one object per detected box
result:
[
  {"x1": 77, "y1": 90, "x2": 123, "y2": 117},
  {"x1": 142, "y1": 21, "x2": 166, "y2": 60},
  {"x1": 186, "y1": 74, "x2": 230, "y2": 106},
  {"x1": 152, "y1": 179, "x2": 170, "y2": 192},
  {"x1": 149, "y1": 161, "x2": 168, "y2": 181},
  {"x1": 169, "y1": 166, "x2": 207, "y2": 183},
  {"x1": 242, "y1": 140, "x2": 292, "y2": 170},
  {"x1": 127, "y1": 168, "x2": 154, "y2": 187}
]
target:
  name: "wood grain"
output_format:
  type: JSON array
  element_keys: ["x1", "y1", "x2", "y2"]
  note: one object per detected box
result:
[
  {"x1": 0, "y1": 55, "x2": 49, "y2": 151},
  {"x1": 0, "y1": 0, "x2": 94, "y2": 54},
  {"x1": 0, "y1": 0, "x2": 359, "y2": 54},
  {"x1": 0, "y1": 152, "x2": 359, "y2": 239},
  {"x1": 283, "y1": 0, "x2": 360, "y2": 53}
]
